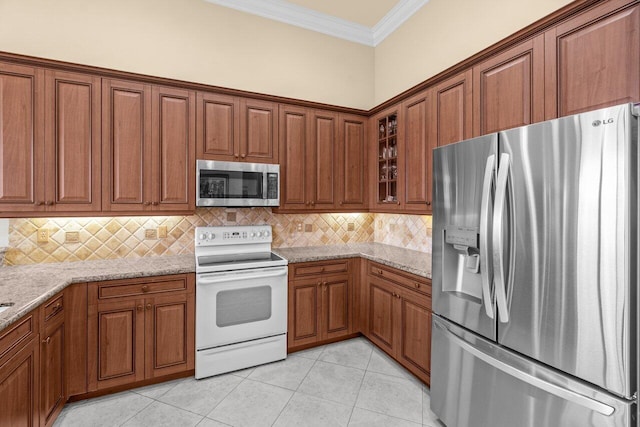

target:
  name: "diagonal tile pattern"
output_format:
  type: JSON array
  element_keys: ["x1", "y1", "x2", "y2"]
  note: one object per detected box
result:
[{"x1": 53, "y1": 338, "x2": 444, "y2": 427}]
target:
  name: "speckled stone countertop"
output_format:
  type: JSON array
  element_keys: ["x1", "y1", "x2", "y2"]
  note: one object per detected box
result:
[
  {"x1": 0, "y1": 254, "x2": 195, "y2": 333},
  {"x1": 0, "y1": 243, "x2": 431, "y2": 335},
  {"x1": 274, "y1": 242, "x2": 431, "y2": 279}
]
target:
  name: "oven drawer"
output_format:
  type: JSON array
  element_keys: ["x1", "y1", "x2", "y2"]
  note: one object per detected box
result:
[{"x1": 92, "y1": 274, "x2": 192, "y2": 300}]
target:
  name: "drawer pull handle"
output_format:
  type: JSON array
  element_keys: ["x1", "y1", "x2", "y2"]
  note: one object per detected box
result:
[
  {"x1": 141, "y1": 285, "x2": 149, "y2": 293},
  {"x1": 414, "y1": 283, "x2": 420, "y2": 288},
  {"x1": 42, "y1": 336, "x2": 51, "y2": 344}
]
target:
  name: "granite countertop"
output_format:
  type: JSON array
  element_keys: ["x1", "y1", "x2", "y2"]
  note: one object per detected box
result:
[
  {"x1": 274, "y1": 242, "x2": 431, "y2": 279},
  {"x1": 0, "y1": 254, "x2": 195, "y2": 333},
  {"x1": 0, "y1": 243, "x2": 431, "y2": 334}
]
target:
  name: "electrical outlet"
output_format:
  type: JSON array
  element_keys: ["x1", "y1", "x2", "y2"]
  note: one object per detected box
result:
[
  {"x1": 347, "y1": 222, "x2": 355, "y2": 231},
  {"x1": 65, "y1": 231, "x2": 80, "y2": 243},
  {"x1": 296, "y1": 222, "x2": 303, "y2": 232},
  {"x1": 37, "y1": 228, "x2": 49, "y2": 244},
  {"x1": 157, "y1": 226, "x2": 167, "y2": 238},
  {"x1": 145, "y1": 229, "x2": 158, "y2": 240}
]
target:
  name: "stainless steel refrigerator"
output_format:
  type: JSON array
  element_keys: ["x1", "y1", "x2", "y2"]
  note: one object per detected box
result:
[{"x1": 431, "y1": 103, "x2": 639, "y2": 427}]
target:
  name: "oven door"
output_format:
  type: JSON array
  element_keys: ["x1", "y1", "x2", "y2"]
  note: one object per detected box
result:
[{"x1": 196, "y1": 266, "x2": 287, "y2": 350}]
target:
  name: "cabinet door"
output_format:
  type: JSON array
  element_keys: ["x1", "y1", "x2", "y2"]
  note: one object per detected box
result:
[
  {"x1": 310, "y1": 111, "x2": 338, "y2": 210},
  {"x1": 398, "y1": 290, "x2": 431, "y2": 384},
  {"x1": 288, "y1": 278, "x2": 320, "y2": 348},
  {"x1": 368, "y1": 277, "x2": 398, "y2": 355},
  {"x1": 403, "y1": 91, "x2": 433, "y2": 213},
  {"x1": 45, "y1": 70, "x2": 101, "y2": 212},
  {"x1": 473, "y1": 34, "x2": 545, "y2": 136},
  {"x1": 145, "y1": 292, "x2": 195, "y2": 378},
  {"x1": 40, "y1": 319, "x2": 64, "y2": 427},
  {"x1": 279, "y1": 105, "x2": 310, "y2": 210},
  {"x1": 371, "y1": 106, "x2": 403, "y2": 212},
  {"x1": 0, "y1": 338, "x2": 39, "y2": 427},
  {"x1": 321, "y1": 274, "x2": 350, "y2": 340},
  {"x1": 434, "y1": 69, "x2": 473, "y2": 146},
  {"x1": 196, "y1": 92, "x2": 239, "y2": 161},
  {"x1": 338, "y1": 114, "x2": 367, "y2": 210},
  {"x1": 102, "y1": 79, "x2": 152, "y2": 212},
  {"x1": 151, "y1": 86, "x2": 195, "y2": 212},
  {"x1": 0, "y1": 62, "x2": 45, "y2": 214},
  {"x1": 240, "y1": 98, "x2": 278, "y2": 163},
  {"x1": 545, "y1": 0, "x2": 640, "y2": 119},
  {"x1": 88, "y1": 298, "x2": 145, "y2": 391}
]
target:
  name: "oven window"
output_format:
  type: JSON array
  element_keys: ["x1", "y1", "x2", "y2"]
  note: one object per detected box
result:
[
  {"x1": 200, "y1": 170, "x2": 263, "y2": 199},
  {"x1": 216, "y1": 286, "x2": 272, "y2": 327}
]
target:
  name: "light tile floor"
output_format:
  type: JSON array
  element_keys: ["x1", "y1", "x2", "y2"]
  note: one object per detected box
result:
[{"x1": 54, "y1": 337, "x2": 445, "y2": 427}]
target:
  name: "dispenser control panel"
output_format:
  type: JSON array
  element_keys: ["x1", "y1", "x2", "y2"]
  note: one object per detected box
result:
[{"x1": 445, "y1": 226, "x2": 478, "y2": 248}]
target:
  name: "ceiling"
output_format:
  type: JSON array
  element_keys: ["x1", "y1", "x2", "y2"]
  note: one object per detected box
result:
[{"x1": 204, "y1": 0, "x2": 429, "y2": 46}]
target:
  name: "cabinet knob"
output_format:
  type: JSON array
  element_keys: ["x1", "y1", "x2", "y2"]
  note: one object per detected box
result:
[
  {"x1": 378, "y1": 269, "x2": 383, "y2": 275},
  {"x1": 310, "y1": 201, "x2": 315, "y2": 206},
  {"x1": 426, "y1": 201, "x2": 431, "y2": 206},
  {"x1": 36, "y1": 201, "x2": 44, "y2": 206},
  {"x1": 317, "y1": 281, "x2": 322, "y2": 286},
  {"x1": 152, "y1": 201, "x2": 159, "y2": 206},
  {"x1": 241, "y1": 153, "x2": 246, "y2": 159},
  {"x1": 144, "y1": 201, "x2": 151, "y2": 206},
  {"x1": 340, "y1": 201, "x2": 344, "y2": 206},
  {"x1": 234, "y1": 153, "x2": 239, "y2": 159},
  {"x1": 414, "y1": 283, "x2": 420, "y2": 289},
  {"x1": 323, "y1": 282, "x2": 328, "y2": 286},
  {"x1": 146, "y1": 303, "x2": 152, "y2": 310},
  {"x1": 137, "y1": 305, "x2": 143, "y2": 312},
  {"x1": 396, "y1": 201, "x2": 400, "y2": 205},
  {"x1": 45, "y1": 200, "x2": 54, "y2": 206},
  {"x1": 141, "y1": 285, "x2": 149, "y2": 293},
  {"x1": 42, "y1": 336, "x2": 51, "y2": 344}
]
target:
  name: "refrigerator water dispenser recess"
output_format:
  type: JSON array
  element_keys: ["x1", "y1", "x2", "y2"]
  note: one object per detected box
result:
[{"x1": 442, "y1": 226, "x2": 483, "y2": 302}]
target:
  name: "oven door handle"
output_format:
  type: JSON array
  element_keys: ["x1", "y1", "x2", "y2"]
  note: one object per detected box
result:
[{"x1": 197, "y1": 268, "x2": 287, "y2": 285}]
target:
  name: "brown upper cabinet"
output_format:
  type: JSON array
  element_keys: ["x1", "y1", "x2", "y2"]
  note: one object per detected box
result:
[
  {"x1": 0, "y1": 65, "x2": 102, "y2": 216},
  {"x1": 402, "y1": 91, "x2": 434, "y2": 213},
  {"x1": 545, "y1": 0, "x2": 640, "y2": 119},
  {"x1": 102, "y1": 80, "x2": 195, "y2": 214},
  {"x1": 473, "y1": 34, "x2": 545, "y2": 136},
  {"x1": 197, "y1": 94, "x2": 279, "y2": 164},
  {"x1": 433, "y1": 69, "x2": 473, "y2": 147},
  {"x1": 371, "y1": 105, "x2": 403, "y2": 212},
  {"x1": 337, "y1": 114, "x2": 367, "y2": 210}
]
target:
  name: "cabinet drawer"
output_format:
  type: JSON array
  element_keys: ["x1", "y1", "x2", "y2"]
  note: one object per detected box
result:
[
  {"x1": 95, "y1": 275, "x2": 190, "y2": 300},
  {"x1": 0, "y1": 310, "x2": 38, "y2": 364},
  {"x1": 292, "y1": 260, "x2": 350, "y2": 278},
  {"x1": 369, "y1": 262, "x2": 431, "y2": 296},
  {"x1": 43, "y1": 294, "x2": 64, "y2": 323}
]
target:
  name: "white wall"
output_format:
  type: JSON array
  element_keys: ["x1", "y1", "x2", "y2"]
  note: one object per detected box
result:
[
  {"x1": 374, "y1": 0, "x2": 575, "y2": 105},
  {"x1": 0, "y1": 0, "x2": 374, "y2": 109}
]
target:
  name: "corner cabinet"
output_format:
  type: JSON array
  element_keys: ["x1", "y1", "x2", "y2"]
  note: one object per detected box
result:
[
  {"x1": 371, "y1": 106, "x2": 403, "y2": 211},
  {"x1": 102, "y1": 80, "x2": 195, "y2": 214},
  {"x1": 87, "y1": 274, "x2": 195, "y2": 391}
]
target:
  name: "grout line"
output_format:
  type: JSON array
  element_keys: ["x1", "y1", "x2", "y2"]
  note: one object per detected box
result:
[
  {"x1": 346, "y1": 345, "x2": 374, "y2": 426},
  {"x1": 118, "y1": 392, "x2": 156, "y2": 426}
]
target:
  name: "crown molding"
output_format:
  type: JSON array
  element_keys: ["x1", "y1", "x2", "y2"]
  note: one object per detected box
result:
[{"x1": 204, "y1": 0, "x2": 428, "y2": 47}]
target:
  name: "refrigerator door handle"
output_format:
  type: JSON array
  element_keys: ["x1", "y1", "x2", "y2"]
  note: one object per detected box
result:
[
  {"x1": 493, "y1": 153, "x2": 510, "y2": 323},
  {"x1": 433, "y1": 319, "x2": 616, "y2": 416},
  {"x1": 479, "y1": 154, "x2": 496, "y2": 319}
]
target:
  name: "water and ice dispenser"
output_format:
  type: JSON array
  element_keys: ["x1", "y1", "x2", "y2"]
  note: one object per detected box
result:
[{"x1": 441, "y1": 225, "x2": 484, "y2": 302}]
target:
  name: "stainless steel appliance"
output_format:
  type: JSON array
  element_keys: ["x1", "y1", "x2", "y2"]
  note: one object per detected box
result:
[
  {"x1": 431, "y1": 103, "x2": 639, "y2": 427},
  {"x1": 196, "y1": 160, "x2": 280, "y2": 207},
  {"x1": 195, "y1": 225, "x2": 288, "y2": 379}
]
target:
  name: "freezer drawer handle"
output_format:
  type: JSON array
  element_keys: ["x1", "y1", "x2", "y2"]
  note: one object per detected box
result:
[
  {"x1": 493, "y1": 153, "x2": 511, "y2": 323},
  {"x1": 479, "y1": 154, "x2": 495, "y2": 319},
  {"x1": 434, "y1": 320, "x2": 615, "y2": 416}
]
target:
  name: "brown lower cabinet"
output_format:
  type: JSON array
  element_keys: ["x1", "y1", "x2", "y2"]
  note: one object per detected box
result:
[
  {"x1": 366, "y1": 262, "x2": 432, "y2": 385},
  {"x1": 287, "y1": 259, "x2": 356, "y2": 350},
  {"x1": 39, "y1": 294, "x2": 65, "y2": 427},
  {"x1": 87, "y1": 274, "x2": 195, "y2": 391}
]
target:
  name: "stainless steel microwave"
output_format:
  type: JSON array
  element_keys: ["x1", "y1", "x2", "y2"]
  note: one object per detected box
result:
[{"x1": 196, "y1": 160, "x2": 280, "y2": 207}]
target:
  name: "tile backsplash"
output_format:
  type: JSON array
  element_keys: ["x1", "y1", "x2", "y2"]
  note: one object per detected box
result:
[{"x1": 3, "y1": 210, "x2": 431, "y2": 266}]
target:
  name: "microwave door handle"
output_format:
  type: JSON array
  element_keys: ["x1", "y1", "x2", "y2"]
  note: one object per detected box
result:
[
  {"x1": 263, "y1": 173, "x2": 268, "y2": 200},
  {"x1": 198, "y1": 269, "x2": 287, "y2": 285},
  {"x1": 479, "y1": 154, "x2": 495, "y2": 319},
  {"x1": 493, "y1": 153, "x2": 510, "y2": 323}
]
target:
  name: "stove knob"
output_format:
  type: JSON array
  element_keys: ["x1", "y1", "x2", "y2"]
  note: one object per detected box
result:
[
  {"x1": 199, "y1": 233, "x2": 207, "y2": 240},
  {"x1": 263, "y1": 230, "x2": 270, "y2": 237},
  {"x1": 250, "y1": 232, "x2": 256, "y2": 238},
  {"x1": 207, "y1": 232, "x2": 215, "y2": 240},
  {"x1": 257, "y1": 231, "x2": 263, "y2": 238}
]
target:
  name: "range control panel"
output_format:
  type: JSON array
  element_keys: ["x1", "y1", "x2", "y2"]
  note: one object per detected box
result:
[{"x1": 195, "y1": 225, "x2": 272, "y2": 246}]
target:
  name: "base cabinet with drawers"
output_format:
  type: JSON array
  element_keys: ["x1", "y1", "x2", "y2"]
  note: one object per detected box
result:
[
  {"x1": 365, "y1": 262, "x2": 432, "y2": 385},
  {"x1": 87, "y1": 274, "x2": 195, "y2": 391},
  {"x1": 287, "y1": 259, "x2": 357, "y2": 351},
  {"x1": 39, "y1": 294, "x2": 65, "y2": 427}
]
